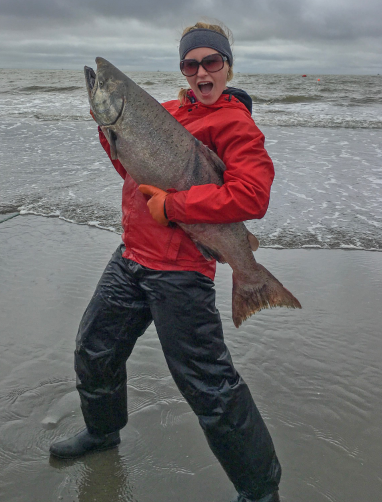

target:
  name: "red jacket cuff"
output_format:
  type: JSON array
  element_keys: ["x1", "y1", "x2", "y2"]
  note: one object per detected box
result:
[{"x1": 165, "y1": 191, "x2": 188, "y2": 222}]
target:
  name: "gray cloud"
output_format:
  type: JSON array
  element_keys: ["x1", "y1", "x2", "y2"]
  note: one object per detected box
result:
[
  {"x1": 1, "y1": 0, "x2": 381, "y2": 73},
  {"x1": 2, "y1": 0, "x2": 382, "y2": 39}
]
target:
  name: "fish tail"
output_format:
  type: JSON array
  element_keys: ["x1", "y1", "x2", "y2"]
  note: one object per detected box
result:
[{"x1": 232, "y1": 263, "x2": 302, "y2": 328}]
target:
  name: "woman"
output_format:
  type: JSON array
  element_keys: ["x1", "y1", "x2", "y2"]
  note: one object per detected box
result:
[{"x1": 50, "y1": 21, "x2": 281, "y2": 502}]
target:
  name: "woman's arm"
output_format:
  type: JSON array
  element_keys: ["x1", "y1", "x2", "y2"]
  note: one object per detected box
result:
[{"x1": 165, "y1": 111, "x2": 274, "y2": 224}]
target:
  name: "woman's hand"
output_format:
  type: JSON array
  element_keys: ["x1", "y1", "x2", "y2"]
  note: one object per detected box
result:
[{"x1": 138, "y1": 185, "x2": 169, "y2": 226}]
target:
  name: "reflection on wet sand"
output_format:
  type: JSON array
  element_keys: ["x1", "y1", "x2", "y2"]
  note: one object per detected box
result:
[{"x1": 49, "y1": 449, "x2": 134, "y2": 502}]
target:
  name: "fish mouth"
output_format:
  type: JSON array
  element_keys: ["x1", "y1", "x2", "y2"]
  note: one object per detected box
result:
[
  {"x1": 84, "y1": 64, "x2": 124, "y2": 127},
  {"x1": 84, "y1": 66, "x2": 96, "y2": 94}
]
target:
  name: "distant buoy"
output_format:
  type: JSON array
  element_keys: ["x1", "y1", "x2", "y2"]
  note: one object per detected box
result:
[{"x1": 302, "y1": 74, "x2": 307, "y2": 77}]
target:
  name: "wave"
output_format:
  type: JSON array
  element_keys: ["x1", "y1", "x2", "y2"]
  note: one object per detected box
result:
[
  {"x1": 18, "y1": 209, "x2": 118, "y2": 233},
  {"x1": 16, "y1": 200, "x2": 123, "y2": 235},
  {"x1": 255, "y1": 115, "x2": 382, "y2": 129},
  {"x1": 2, "y1": 109, "x2": 380, "y2": 129},
  {"x1": 0, "y1": 112, "x2": 91, "y2": 122},
  {"x1": 262, "y1": 244, "x2": 382, "y2": 251},
  {"x1": 254, "y1": 228, "x2": 382, "y2": 251},
  {"x1": 6, "y1": 208, "x2": 381, "y2": 252},
  {"x1": 251, "y1": 94, "x2": 322, "y2": 105},
  {"x1": 349, "y1": 96, "x2": 382, "y2": 105},
  {"x1": 32, "y1": 113, "x2": 89, "y2": 122},
  {"x1": 18, "y1": 85, "x2": 82, "y2": 93},
  {"x1": 13, "y1": 208, "x2": 382, "y2": 251},
  {"x1": 1, "y1": 204, "x2": 20, "y2": 215},
  {"x1": 251, "y1": 94, "x2": 382, "y2": 106}
]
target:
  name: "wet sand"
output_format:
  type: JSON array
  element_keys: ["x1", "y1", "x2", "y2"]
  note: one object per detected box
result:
[{"x1": 0, "y1": 215, "x2": 381, "y2": 502}]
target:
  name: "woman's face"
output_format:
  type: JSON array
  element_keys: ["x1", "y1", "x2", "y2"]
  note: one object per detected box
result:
[{"x1": 184, "y1": 47, "x2": 229, "y2": 105}]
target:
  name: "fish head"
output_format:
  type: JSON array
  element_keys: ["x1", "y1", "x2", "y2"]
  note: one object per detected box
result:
[{"x1": 84, "y1": 57, "x2": 126, "y2": 127}]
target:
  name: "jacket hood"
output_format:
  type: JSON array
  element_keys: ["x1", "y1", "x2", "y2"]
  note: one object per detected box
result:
[
  {"x1": 222, "y1": 87, "x2": 252, "y2": 114},
  {"x1": 187, "y1": 87, "x2": 252, "y2": 114}
]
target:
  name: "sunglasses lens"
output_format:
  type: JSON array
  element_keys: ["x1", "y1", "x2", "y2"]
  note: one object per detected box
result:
[
  {"x1": 180, "y1": 60, "x2": 199, "y2": 76},
  {"x1": 180, "y1": 54, "x2": 225, "y2": 76},
  {"x1": 202, "y1": 54, "x2": 224, "y2": 72}
]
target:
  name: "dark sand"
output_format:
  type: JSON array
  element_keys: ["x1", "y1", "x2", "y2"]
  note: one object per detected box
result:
[{"x1": 0, "y1": 215, "x2": 381, "y2": 502}]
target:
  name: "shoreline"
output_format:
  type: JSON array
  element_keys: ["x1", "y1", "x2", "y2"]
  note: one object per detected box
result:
[{"x1": 2, "y1": 212, "x2": 381, "y2": 252}]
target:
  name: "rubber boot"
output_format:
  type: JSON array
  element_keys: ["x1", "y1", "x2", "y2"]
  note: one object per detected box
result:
[
  {"x1": 49, "y1": 428, "x2": 120, "y2": 459},
  {"x1": 231, "y1": 491, "x2": 280, "y2": 502}
]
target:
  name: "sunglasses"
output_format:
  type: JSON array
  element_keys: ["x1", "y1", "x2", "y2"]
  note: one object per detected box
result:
[{"x1": 180, "y1": 53, "x2": 228, "y2": 77}]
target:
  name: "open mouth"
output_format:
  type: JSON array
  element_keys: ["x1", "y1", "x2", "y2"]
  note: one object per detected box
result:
[
  {"x1": 84, "y1": 66, "x2": 96, "y2": 92},
  {"x1": 198, "y1": 82, "x2": 213, "y2": 95}
]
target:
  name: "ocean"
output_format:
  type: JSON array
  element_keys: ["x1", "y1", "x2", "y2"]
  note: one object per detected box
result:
[
  {"x1": 1, "y1": 68, "x2": 381, "y2": 250},
  {"x1": 1, "y1": 67, "x2": 382, "y2": 502}
]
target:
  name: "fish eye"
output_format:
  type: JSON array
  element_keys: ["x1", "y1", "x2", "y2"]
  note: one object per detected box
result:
[{"x1": 99, "y1": 81, "x2": 104, "y2": 88}]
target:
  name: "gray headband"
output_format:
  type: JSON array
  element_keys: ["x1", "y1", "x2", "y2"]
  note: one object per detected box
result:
[{"x1": 179, "y1": 28, "x2": 233, "y2": 67}]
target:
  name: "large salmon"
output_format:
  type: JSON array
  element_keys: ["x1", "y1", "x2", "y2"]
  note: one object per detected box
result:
[{"x1": 84, "y1": 57, "x2": 301, "y2": 327}]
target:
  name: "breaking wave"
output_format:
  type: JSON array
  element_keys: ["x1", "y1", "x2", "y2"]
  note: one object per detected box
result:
[{"x1": 18, "y1": 85, "x2": 82, "y2": 93}]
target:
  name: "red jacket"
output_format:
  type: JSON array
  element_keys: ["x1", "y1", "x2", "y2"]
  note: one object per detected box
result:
[{"x1": 99, "y1": 92, "x2": 274, "y2": 280}]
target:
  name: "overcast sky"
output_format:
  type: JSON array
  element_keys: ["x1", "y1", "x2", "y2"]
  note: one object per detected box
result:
[{"x1": 1, "y1": 0, "x2": 381, "y2": 74}]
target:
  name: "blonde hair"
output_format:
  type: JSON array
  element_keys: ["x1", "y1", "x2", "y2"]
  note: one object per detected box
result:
[{"x1": 178, "y1": 21, "x2": 234, "y2": 104}]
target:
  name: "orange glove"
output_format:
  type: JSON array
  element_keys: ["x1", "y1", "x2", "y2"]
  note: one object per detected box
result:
[{"x1": 138, "y1": 184, "x2": 169, "y2": 226}]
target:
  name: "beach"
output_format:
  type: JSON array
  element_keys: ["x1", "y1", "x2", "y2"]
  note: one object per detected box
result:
[{"x1": 0, "y1": 214, "x2": 381, "y2": 502}]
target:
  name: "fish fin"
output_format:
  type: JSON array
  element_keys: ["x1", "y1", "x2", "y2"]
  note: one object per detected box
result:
[
  {"x1": 247, "y1": 231, "x2": 260, "y2": 251},
  {"x1": 194, "y1": 242, "x2": 226, "y2": 263},
  {"x1": 232, "y1": 263, "x2": 301, "y2": 328},
  {"x1": 109, "y1": 130, "x2": 118, "y2": 160}
]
